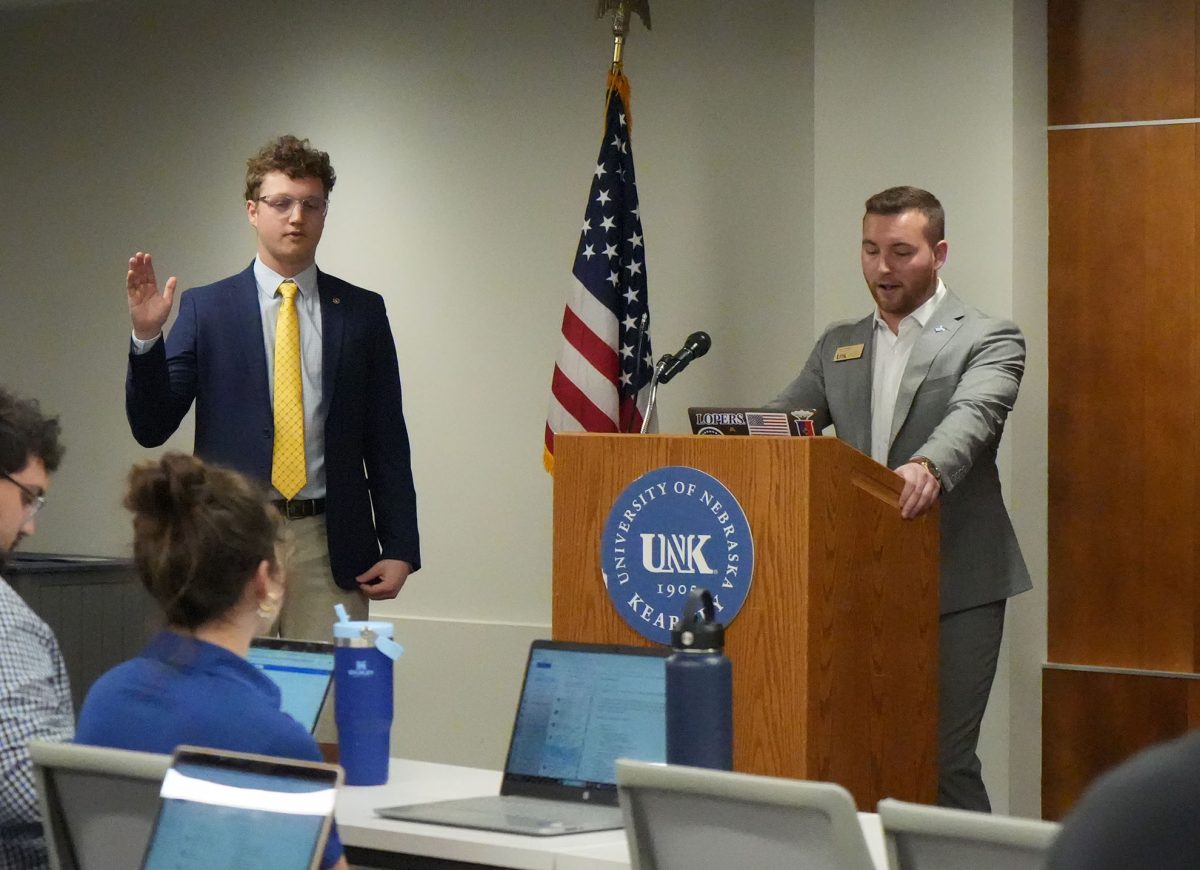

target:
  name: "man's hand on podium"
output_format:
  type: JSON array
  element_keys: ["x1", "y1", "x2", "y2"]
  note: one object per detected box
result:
[{"x1": 895, "y1": 460, "x2": 941, "y2": 520}]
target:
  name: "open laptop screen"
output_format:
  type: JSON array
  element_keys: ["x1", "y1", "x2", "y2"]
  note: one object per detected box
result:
[
  {"x1": 247, "y1": 639, "x2": 335, "y2": 734},
  {"x1": 502, "y1": 642, "x2": 667, "y2": 795},
  {"x1": 373, "y1": 641, "x2": 669, "y2": 833},
  {"x1": 141, "y1": 747, "x2": 339, "y2": 870}
]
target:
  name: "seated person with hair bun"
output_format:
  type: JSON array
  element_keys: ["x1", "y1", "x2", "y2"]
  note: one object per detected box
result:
[{"x1": 75, "y1": 453, "x2": 348, "y2": 870}]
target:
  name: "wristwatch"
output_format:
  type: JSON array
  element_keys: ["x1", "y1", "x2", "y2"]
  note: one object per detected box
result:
[{"x1": 910, "y1": 456, "x2": 942, "y2": 485}]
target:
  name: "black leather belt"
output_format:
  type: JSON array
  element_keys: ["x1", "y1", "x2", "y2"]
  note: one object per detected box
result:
[{"x1": 272, "y1": 497, "x2": 326, "y2": 520}]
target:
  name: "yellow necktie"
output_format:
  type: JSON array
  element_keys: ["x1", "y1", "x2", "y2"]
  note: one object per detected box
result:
[{"x1": 272, "y1": 280, "x2": 307, "y2": 500}]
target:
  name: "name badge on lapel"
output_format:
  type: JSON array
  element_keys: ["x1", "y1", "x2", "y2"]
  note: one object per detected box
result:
[{"x1": 833, "y1": 343, "x2": 864, "y2": 362}]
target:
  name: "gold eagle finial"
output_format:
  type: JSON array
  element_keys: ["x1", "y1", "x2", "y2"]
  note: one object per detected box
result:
[{"x1": 595, "y1": 0, "x2": 652, "y2": 34}]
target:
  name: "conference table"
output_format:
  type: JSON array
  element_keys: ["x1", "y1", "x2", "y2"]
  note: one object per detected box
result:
[{"x1": 336, "y1": 758, "x2": 888, "y2": 869}]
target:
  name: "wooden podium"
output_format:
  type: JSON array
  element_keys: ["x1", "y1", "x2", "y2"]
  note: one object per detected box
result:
[{"x1": 551, "y1": 433, "x2": 939, "y2": 808}]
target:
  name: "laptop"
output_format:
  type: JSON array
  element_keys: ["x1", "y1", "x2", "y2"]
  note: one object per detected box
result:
[
  {"x1": 688, "y1": 406, "x2": 818, "y2": 436},
  {"x1": 140, "y1": 746, "x2": 341, "y2": 870},
  {"x1": 248, "y1": 638, "x2": 335, "y2": 734},
  {"x1": 376, "y1": 639, "x2": 668, "y2": 836}
]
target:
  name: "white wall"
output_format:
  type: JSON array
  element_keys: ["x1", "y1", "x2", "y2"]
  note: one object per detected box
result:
[
  {"x1": 0, "y1": 0, "x2": 814, "y2": 769},
  {"x1": 1007, "y1": 0, "x2": 1049, "y2": 819},
  {"x1": 812, "y1": 0, "x2": 1047, "y2": 815}
]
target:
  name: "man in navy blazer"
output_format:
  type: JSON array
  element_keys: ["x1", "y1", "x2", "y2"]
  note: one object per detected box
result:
[{"x1": 125, "y1": 135, "x2": 419, "y2": 639}]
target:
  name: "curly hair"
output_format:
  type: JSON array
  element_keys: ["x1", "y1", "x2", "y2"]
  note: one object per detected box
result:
[
  {"x1": 244, "y1": 134, "x2": 336, "y2": 201},
  {"x1": 0, "y1": 387, "x2": 63, "y2": 474}
]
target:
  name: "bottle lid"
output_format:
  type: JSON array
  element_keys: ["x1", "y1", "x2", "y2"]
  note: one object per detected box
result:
[
  {"x1": 671, "y1": 588, "x2": 725, "y2": 650},
  {"x1": 331, "y1": 617, "x2": 405, "y2": 660},
  {"x1": 331, "y1": 619, "x2": 396, "y2": 640}
]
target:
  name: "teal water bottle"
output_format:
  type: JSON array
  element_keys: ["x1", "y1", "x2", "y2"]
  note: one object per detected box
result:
[{"x1": 666, "y1": 588, "x2": 733, "y2": 770}]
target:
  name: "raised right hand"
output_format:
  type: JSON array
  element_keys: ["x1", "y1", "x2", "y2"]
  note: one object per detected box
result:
[{"x1": 127, "y1": 251, "x2": 178, "y2": 340}]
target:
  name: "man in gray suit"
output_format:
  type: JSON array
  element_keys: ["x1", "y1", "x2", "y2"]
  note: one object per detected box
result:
[{"x1": 769, "y1": 186, "x2": 1030, "y2": 811}]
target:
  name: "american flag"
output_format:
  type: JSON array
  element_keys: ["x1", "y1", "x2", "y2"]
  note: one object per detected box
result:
[
  {"x1": 746, "y1": 412, "x2": 792, "y2": 437},
  {"x1": 544, "y1": 72, "x2": 653, "y2": 472}
]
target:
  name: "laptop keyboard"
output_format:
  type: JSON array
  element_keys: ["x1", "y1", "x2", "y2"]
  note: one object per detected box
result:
[{"x1": 493, "y1": 796, "x2": 621, "y2": 827}]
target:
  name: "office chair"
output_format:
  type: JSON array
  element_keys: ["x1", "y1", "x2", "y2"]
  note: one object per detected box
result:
[
  {"x1": 617, "y1": 759, "x2": 876, "y2": 870},
  {"x1": 877, "y1": 797, "x2": 1060, "y2": 870},
  {"x1": 29, "y1": 739, "x2": 171, "y2": 870}
]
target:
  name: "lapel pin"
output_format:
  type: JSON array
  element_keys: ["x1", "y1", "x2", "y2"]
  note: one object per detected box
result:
[{"x1": 934, "y1": 324, "x2": 946, "y2": 333}]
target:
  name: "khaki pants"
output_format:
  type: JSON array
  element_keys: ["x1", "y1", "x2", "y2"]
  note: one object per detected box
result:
[{"x1": 274, "y1": 514, "x2": 368, "y2": 743}]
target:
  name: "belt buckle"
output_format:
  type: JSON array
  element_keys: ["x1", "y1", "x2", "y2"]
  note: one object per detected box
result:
[{"x1": 284, "y1": 500, "x2": 306, "y2": 520}]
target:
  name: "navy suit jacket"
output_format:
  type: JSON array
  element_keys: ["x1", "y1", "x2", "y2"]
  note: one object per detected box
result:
[{"x1": 126, "y1": 263, "x2": 420, "y2": 588}]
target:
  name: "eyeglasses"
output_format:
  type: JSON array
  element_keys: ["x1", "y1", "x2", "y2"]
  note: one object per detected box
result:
[
  {"x1": 256, "y1": 194, "x2": 329, "y2": 217},
  {"x1": 0, "y1": 470, "x2": 45, "y2": 521}
]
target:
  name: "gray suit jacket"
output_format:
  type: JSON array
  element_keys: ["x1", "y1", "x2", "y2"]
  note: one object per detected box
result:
[{"x1": 769, "y1": 288, "x2": 1030, "y2": 614}]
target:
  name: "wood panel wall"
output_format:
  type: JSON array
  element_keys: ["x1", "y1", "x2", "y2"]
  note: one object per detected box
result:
[
  {"x1": 1043, "y1": 666, "x2": 1200, "y2": 819},
  {"x1": 1046, "y1": 0, "x2": 1200, "y2": 818}
]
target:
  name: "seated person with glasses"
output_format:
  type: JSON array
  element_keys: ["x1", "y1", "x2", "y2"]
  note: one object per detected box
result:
[
  {"x1": 0, "y1": 387, "x2": 73, "y2": 870},
  {"x1": 74, "y1": 453, "x2": 348, "y2": 870},
  {"x1": 1, "y1": 471, "x2": 46, "y2": 525}
]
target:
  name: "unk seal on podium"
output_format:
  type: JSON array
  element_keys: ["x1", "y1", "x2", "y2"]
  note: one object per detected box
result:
[{"x1": 600, "y1": 466, "x2": 754, "y2": 645}]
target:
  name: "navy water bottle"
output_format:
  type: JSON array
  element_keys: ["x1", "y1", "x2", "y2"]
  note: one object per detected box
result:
[
  {"x1": 666, "y1": 588, "x2": 733, "y2": 770},
  {"x1": 332, "y1": 606, "x2": 404, "y2": 785}
]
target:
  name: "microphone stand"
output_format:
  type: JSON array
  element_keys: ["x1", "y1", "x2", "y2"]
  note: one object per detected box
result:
[
  {"x1": 639, "y1": 353, "x2": 673, "y2": 435},
  {"x1": 623, "y1": 313, "x2": 649, "y2": 433}
]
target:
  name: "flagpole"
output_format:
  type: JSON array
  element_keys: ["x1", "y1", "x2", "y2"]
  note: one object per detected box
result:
[
  {"x1": 596, "y1": 0, "x2": 652, "y2": 73},
  {"x1": 544, "y1": 1, "x2": 656, "y2": 472},
  {"x1": 598, "y1": 0, "x2": 652, "y2": 437}
]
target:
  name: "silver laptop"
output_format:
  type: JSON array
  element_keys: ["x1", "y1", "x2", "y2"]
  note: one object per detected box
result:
[
  {"x1": 376, "y1": 639, "x2": 668, "y2": 836},
  {"x1": 248, "y1": 638, "x2": 335, "y2": 734},
  {"x1": 688, "y1": 406, "x2": 818, "y2": 436},
  {"x1": 141, "y1": 746, "x2": 341, "y2": 870}
]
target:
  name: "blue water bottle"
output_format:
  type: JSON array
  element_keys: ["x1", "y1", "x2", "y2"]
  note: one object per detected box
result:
[
  {"x1": 332, "y1": 606, "x2": 404, "y2": 785},
  {"x1": 666, "y1": 588, "x2": 733, "y2": 770}
]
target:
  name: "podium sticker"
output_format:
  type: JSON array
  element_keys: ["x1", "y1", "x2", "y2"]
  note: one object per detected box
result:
[{"x1": 600, "y1": 465, "x2": 754, "y2": 646}]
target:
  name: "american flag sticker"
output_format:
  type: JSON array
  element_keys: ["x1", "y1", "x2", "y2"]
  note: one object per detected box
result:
[{"x1": 745, "y1": 412, "x2": 791, "y2": 437}]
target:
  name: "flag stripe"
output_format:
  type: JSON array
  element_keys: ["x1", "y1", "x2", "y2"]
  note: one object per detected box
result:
[
  {"x1": 551, "y1": 367, "x2": 618, "y2": 433},
  {"x1": 553, "y1": 338, "x2": 620, "y2": 421},
  {"x1": 561, "y1": 305, "x2": 619, "y2": 382},
  {"x1": 564, "y1": 274, "x2": 621, "y2": 349}
]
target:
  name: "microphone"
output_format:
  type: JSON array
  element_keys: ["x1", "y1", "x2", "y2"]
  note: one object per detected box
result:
[{"x1": 657, "y1": 331, "x2": 711, "y2": 384}]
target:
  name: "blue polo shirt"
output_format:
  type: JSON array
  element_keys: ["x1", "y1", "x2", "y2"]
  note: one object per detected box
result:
[{"x1": 75, "y1": 631, "x2": 343, "y2": 869}]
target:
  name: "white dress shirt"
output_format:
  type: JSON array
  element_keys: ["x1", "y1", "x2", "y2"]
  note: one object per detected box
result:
[{"x1": 870, "y1": 278, "x2": 947, "y2": 465}]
